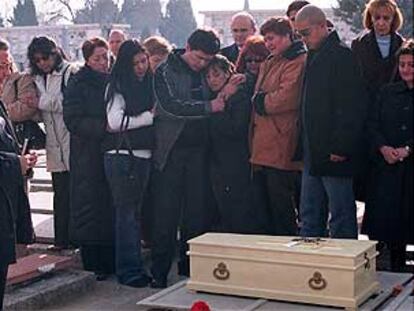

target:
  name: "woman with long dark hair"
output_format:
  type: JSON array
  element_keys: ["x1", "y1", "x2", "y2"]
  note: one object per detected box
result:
[{"x1": 102, "y1": 39, "x2": 154, "y2": 287}]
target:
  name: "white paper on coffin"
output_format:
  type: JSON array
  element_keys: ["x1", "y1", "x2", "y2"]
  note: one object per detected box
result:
[{"x1": 187, "y1": 233, "x2": 380, "y2": 310}]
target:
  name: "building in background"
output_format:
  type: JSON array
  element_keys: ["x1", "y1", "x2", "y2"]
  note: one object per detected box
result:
[
  {"x1": 0, "y1": 23, "x2": 129, "y2": 70},
  {"x1": 201, "y1": 0, "x2": 357, "y2": 46}
]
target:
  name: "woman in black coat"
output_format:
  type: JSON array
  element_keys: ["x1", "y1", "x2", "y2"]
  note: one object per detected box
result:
[
  {"x1": 0, "y1": 100, "x2": 36, "y2": 310},
  {"x1": 205, "y1": 55, "x2": 260, "y2": 234},
  {"x1": 351, "y1": 0, "x2": 404, "y2": 200},
  {"x1": 362, "y1": 39, "x2": 413, "y2": 272},
  {"x1": 351, "y1": 0, "x2": 404, "y2": 102},
  {"x1": 63, "y1": 37, "x2": 114, "y2": 280}
]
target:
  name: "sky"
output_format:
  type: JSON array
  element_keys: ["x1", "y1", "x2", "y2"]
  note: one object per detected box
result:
[{"x1": 1, "y1": 0, "x2": 338, "y2": 23}]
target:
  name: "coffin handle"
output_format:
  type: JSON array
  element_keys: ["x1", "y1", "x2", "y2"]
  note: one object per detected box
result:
[
  {"x1": 364, "y1": 252, "x2": 371, "y2": 270},
  {"x1": 213, "y1": 262, "x2": 230, "y2": 281},
  {"x1": 308, "y1": 271, "x2": 327, "y2": 290}
]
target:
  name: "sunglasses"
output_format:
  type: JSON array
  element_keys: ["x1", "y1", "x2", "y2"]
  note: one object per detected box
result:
[
  {"x1": 0, "y1": 62, "x2": 11, "y2": 69},
  {"x1": 296, "y1": 27, "x2": 312, "y2": 38},
  {"x1": 34, "y1": 54, "x2": 51, "y2": 64}
]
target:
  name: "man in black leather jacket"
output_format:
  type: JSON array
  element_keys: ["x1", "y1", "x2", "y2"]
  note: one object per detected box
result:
[{"x1": 150, "y1": 29, "x2": 225, "y2": 288}]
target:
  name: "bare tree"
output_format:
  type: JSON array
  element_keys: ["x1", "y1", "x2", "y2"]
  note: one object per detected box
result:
[{"x1": 44, "y1": 0, "x2": 78, "y2": 23}]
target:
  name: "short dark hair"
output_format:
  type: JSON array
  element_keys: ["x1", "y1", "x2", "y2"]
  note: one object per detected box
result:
[
  {"x1": 187, "y1": 29, "x2": 220, "y2": 55},
  {"x1": 260, "y1": 17, "x2": 294, "y2": 38},
  {"x1": 82, "y1": 37, "x2": 109, "y2": 61},
  {"x1": 286, "y1": 1, "x2": 310, "y2": 17},
  {"x1": 0, "y1": 38, "x2": 9, "y2": 51},
  {"x1": 27, "y1": 36, "x2": 63, "y2": 75},
  {"x1": 397, "y1": 39, "x2": 414, "y2": 58},
  {"x1": 206, "y1": 54, "x2": 236, "y2": 76}
]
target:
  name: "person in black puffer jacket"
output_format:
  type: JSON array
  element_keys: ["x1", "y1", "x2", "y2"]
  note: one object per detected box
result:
[{"x1": 63, "y1": 37, "x2": 115, "y2": 280}]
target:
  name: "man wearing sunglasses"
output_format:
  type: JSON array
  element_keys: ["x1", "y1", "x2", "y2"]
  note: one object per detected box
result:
[
  {"x1": 220, "y1": 12, "x2": 256, "y2": 64},
  {"x1": 293, "y1": 5, "x2": 368, "y2": 239}
]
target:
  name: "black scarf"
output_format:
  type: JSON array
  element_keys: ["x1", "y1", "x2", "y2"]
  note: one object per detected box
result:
[{"x1": 121, "y1": 73, "x2": 154, "y2": 116}]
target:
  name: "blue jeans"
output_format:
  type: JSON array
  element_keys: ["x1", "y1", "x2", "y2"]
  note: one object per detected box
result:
[
  {"x1": 104, "y1": 154, "x2": 150, "y2": 284},
  {"x1": 299, "y1": 157, "x2": 357, "y2": 239}
]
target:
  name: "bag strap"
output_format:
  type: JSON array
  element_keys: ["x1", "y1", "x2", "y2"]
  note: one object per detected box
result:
[
  {"x1": 13, "y1": 75, "x2": 22, "y2": 100},
  {"x1": 60, "y1": 65, "x2": 71, "y2": 93}
]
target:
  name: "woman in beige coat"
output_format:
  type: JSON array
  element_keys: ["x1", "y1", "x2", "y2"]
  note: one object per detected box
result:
[{"x1": 27, "y1": 36, "x2": 77, "y2": 250}]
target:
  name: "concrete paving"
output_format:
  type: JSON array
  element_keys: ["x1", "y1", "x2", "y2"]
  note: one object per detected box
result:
[{"x1": 40, "y1": 265, "x2": 185, "y2": 311}]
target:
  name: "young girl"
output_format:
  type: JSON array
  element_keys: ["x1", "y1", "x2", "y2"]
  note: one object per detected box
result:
[
  {"x1": 363, "y1": 39, "x2": 413, "y2": 272},
  {"x1": 103, "y1": 39, "x2": 154, "y2": 287},
  {"x1": 206, "y1": 55, "x2": 261, "y2": 234}
]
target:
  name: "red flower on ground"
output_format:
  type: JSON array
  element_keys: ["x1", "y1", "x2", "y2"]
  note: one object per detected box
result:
[{"x1": 190, "y1": 300, "x2": 211, "y2": 311}]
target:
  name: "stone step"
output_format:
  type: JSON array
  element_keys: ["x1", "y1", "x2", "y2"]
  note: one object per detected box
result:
[{"x1": 3, "y1": 270, "x2": 95, "y2": 311}]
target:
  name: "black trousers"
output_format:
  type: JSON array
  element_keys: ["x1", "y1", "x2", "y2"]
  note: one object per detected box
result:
[
  {"x1": 151, "y1": 147, "x2": 212, "y2": 283},
  {"x1": 51, "y1": 171, "x2": 70, "y2": 247},
  {"x1": 255, "y1": 167, "x2": 301, "y2": 236},
  {"x1": 0, "y1": 264, "x2": 8, "y2": 311},
  {"x1": 141, "y1": 171, "x2": 154, "y2": 245},
  {"x1": 80, "y1": 245, "x2": 115, "y2": 275}
]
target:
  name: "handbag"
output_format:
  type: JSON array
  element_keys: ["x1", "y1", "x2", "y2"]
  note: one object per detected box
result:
[
  {"x1": 14, "y1": 121, "x2": 46, "y2": 150},
  {"x1": 11, "y1": 77, "x2": 46, "y2": 150}
]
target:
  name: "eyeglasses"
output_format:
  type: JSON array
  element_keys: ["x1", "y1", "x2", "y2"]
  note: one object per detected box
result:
[
  {"x1": 245, "y1": 58, "x2": 264, "y2": 64},
  {"x1": 296, "y1": 27, "x2": 312, "y2": 38},
  {"x1": 0, "y1": 62, "x2": 11, "y2": 69}
]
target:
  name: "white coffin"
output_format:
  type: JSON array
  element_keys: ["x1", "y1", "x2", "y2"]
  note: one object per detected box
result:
[{"x1": 187, "y1": 233, "x2": 380, "y2": 310}]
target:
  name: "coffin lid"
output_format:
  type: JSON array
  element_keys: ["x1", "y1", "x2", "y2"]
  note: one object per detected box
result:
[{"x1": 188, "y1": 233, "x2": 377, "y2": 258}]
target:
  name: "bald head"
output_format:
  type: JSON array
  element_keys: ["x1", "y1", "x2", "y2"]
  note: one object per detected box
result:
[
  {"x1": 295, "y1": 5, "x2": 327, "y2": 26},
  {"x1": 230, "y1": 12, "x2": 256, "y2": 48},
  {"x1": 294, "y1": 5, "x2": 329, "y2": 50},
  {"x1": 108, "y1": 30, "x2": 126, "y2": 57}
]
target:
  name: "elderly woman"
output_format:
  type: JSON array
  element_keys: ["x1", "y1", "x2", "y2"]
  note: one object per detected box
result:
[
  {"x1": 362, "y1": 39, "x2": 413, "y2": 273},
  {"x1": 63, "y1": 37, "x2": 114, "y2": 280}
]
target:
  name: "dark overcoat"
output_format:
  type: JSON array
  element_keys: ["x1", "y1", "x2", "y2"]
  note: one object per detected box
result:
[
  {"x1": 63, "y1": 66, "x2": 114, "y2": 246},
  {"x1": 362, "y1": 82, "x2": 413, "y2": 243},
  {"x1": 351, "y1": 30, "x2": 403, "y2": 103},
  {"x1": 294, "y1": 31, "x2": 368, "y2": 177},
  {"x1": 208, "y1": 86, "x2": 256, "y2": 233},
  {"x1": 0, "y1": 100, "x2": 34, "y2": 266}
]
